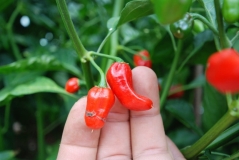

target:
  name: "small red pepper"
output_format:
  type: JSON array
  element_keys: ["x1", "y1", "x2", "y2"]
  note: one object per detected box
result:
[
  {"x1": 133, "y1": 50, "x2": 152, "y2": 68},
  {"x1": 106, "y1": 62, "x2": 153, "y2": 111},
  {"x1": 65, "y1": 77, "x2": 80, "y2": 93},
  {"x1": 85, "y1": 86, "x2": 115, "y2": 129},
  {"x1": 168, "y1": 84, "x2": 184, "y2": 99}
]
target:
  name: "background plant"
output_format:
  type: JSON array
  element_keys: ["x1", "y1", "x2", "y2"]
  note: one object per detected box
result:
[{"x1": 0, "y1": 0, "x2": 239, "y2": 159}]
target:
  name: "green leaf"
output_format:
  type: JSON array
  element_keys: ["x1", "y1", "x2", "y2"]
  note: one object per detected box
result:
[
  {"x1": 185, "y1": 74, "x2": 206, "y2": 89},
  {"x1": 120, "y1": 23, "x2": 141, "y2": 44},
  {"x1": 168, "y1": 127, "x2": 199, "y2": 149},
  {"x1": 0, "y1": 54, "x2": 81, "y2": 77},
  {"x1": 0, "y1": 55, "x2": 61, "y2": 73},
  {"x1": 165, "y1": 99, "x2": 203, "y2": 135},
  {"x1": 199, "y1": 0, "x2": 223, "y2": 28},
  {"x1": 0, "y1": 76, "x2": 78, "y2": 104},
  {"x1": 202, "y1": 82, "x2": 228, "y2": 131},
  {"x1": 0, "y1": 0, "x2": 13, "y2": 12},
  {"x1": 107, "y1": 17, "x2": 120, "y2": 31},
  {"x1": 194, "y1": 30, "x2": 214, "y2": 47},
  {"x1": 0, "y1": 150, "x2": 16, "y2": 160},
  {"x1": 207, "y1": 122, "x2": 239, "y2": 150},
  {"x1": 116, "y1": 0, "x2": 154, "y2": 27}
]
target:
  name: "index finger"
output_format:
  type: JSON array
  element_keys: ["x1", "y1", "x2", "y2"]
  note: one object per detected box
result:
[
  {"x1": 57, "y1": 97, "x2": 100, "y2": 160},
  {"x1": 130, "y1": 67, "x2": 173, "y2": 159}
]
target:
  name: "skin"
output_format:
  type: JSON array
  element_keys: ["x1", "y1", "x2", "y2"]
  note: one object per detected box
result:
[{"x1": 57, "y1": 66, "x2": 186, "y2": 160}]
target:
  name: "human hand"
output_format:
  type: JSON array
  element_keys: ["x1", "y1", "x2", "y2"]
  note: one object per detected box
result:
[{"x1": 57, "y1": 66, "x2": 185, "y2": 160}]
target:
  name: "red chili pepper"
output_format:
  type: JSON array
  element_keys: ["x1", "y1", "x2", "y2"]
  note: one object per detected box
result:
[
  {"x1": 65, "y1": 77, "x2": 80, "y2": 93},
  {"x1": 133, "y1": 50, "x2": 152, "y2": 68},
  {"x1": 106, "y1": 62, "x2": 153, "y2": 111},
  {"x1": 85, "y1": 86, "x2": 115, "y2": 129},
  {"x1": 205, "y1": 48, "x2": 239, "y2": 94},
  {"x1": 158, "y1": 83, "x2": 162, "y2": 91},
  {"x1": 168, "y1": 84, "x2": 184, "y2": 99}
]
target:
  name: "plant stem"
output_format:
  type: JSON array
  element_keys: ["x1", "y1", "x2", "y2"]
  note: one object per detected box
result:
[
  {"x1": 2, "y1": 101, "x2": 11, "y2": 134},
  {"x1": 167, "y1": 26, "x2": 177, "y2": 52},
  {"x1": 36, "y1": 96, "x2": 44, "y2": 160},
  {"x1": 88, "y1": 58, "x2": 106, "y2": 87},
  {"x1": 231, "y1": 31, "x2": 239, "y2": 46},
  {"x1": 160, "y1": 40, "x2": 183, "y2": 109},
  {"x1": 81, "y1": 61, "x2": 94, "y2": 90},
  {"x1": 44, "y1": 116, "x2": 65, "y2": 135},
  {"x1": 190, "y1": 13, "x2": 219, "y2": 36},
  {"x1": 105, "y1": 0, "x2": 124, "y2": 71},
  {"x1": 0, "y1": 127, "x2": 3, "y2": 151},
  {"x1": 223, "y1": 151, "x2": 239, "y2": 160},
  {"x1": 6, "y1": 2, "x2": 22, "y2": 60},
  {"x1": 177, "y1": 44, "x2": 202, "y2": 73},
  {"x1": 97, "y1": 30, "x2": 114, "y2": 53},
  {"x1": 197, "y1": 0, "x2": 221, "y2": 51},
  {"x1": 90, "y1": 51, "x2": 123, "y2": 62},
  {"x1": 56, "y1": 0, "x2": 94, "y2": 90},
  {"x1": 181, "y1": 111, "x2": 237, "y2": 159},
  {"x1": 56, "y1": 0, "x2": 87, "y2": 57},
  {"x1": 213, "y1": 0, "x2": 231, "y2": 49},
  {"x1": 118, "y1": 45, "x2": 138, "y2": 54}
]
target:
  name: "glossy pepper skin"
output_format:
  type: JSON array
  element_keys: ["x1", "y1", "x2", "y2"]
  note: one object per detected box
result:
[
  {"x1": 222, "y1": 0, "x2": 239, "y2": 23},
  {"x1": 133, "y1": 50, "x2": 152, "y2": 68},
  {"x1": 170, "y1": 13, "x2": 193, "y2": 39},
  {"x1": 205, "y1": 48, "x2": 239, "y2": 94},
  {"x1": 151, "y1": 0, "x2": 192, "y2": 25},
  {"x1": 85, "y1": 86, "x2": 115, "y2": 129},
  {"x1": 65, "y1": 77, "x2": 80, "y2": 93},
  {"x1": 106, "y1": 62, "x2": 153, "y2": 111}
]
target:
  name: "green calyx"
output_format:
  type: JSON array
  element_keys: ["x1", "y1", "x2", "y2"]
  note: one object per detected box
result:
[{"x1": 229, "y1": 100, "x2": 239, "y2": 118}]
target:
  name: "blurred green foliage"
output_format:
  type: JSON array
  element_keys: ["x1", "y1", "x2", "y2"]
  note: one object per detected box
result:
[{"x1": 0, "y1": 0, "x2": 239, "y2": 159}]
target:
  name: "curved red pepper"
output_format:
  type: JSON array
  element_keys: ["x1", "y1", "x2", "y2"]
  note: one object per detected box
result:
[
  {"x1": 85, "y1": 86, "x2": 115, "y2": 129},
  {"x1": 106, "y1": 62, "x2": 153, "y2": 111}
]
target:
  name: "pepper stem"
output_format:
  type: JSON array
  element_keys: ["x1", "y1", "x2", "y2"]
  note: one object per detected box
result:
[
  {"x1": 160, "y1": 40, "x2": 183, "y2": 109},
  {"x1": 213, "y1": 0, "x2": 231, "y2": 49},
  {"x1": 88, "y1": 58, "x2": 107, "y2": 87},
  {"x1": 190, "y1": 13, "x2": 219, "y2": 36},
  {"x1": 89, "y1": 51, "x2": 124, "y2": 62}
]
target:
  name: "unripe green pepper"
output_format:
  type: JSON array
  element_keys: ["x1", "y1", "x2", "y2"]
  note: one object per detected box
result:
[
  {"x1": 170, "y1": 13, "x2": 194, "y2": 39},
  {"x1": 151, "y1": 0, "x2": 192, "y2": 25},
  {"x1": 193, "y1": 20, "x2": 205, "y2": 33},
  {"x1": 222, "y1": 0, "x2": 239, "y2": 23}
]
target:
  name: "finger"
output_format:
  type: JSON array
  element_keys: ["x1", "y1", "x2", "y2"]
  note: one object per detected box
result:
[
  {"x1": 166, "y1": 136, "x2": 186, "y2": 160},
  {"x1": 57, "y1": 97, "x2": 100, "y2": 160},
  {"x1": 130, "y1": 66, "x2": 173, "y2": 160},
  {"x1": 96, "y1": 95, "x2": 131, "y2": 159}
]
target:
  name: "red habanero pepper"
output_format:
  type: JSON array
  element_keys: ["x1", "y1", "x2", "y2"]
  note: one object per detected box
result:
[
  {"x1": 106, "y1": 62, "x2": 153, "y2": 111},
  {"x1": 85, "y1": 86, "x2": 115, "y2": 129},
  {"x1": 133, "y1": 50, "x2": 152, "y2": 68},
  {"x1": 65, "y1": 77, "x2": 80, "y2": 93}
]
